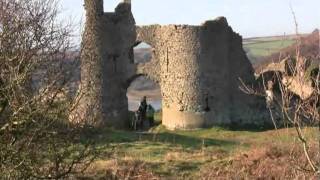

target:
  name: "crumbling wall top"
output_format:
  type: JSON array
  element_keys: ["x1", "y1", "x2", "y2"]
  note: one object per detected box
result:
[{"x1": 136, "y1": 16, "x2": 232, "y2": 32}]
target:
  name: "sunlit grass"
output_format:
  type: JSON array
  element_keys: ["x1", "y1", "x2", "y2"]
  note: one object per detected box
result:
[
  {"x1": 85, "y1": 126, "x2": 318, "y2": 178},
  {"x1": 244, "y1": 39, "x2": 295, "y2": 58}
]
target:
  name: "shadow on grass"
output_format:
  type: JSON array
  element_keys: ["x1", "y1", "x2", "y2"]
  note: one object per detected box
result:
[
  {"x1": 226, "y1": 124, "x2": 275, "y2": 132},
  {"x1": 149, "y1": 132, "x2": 237, "y2": 149},
  {"x1": 93, "y1": 129, "x2": 238, "y2": 150}
]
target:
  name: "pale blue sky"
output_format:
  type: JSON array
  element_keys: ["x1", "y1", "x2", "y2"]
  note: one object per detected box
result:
[{"x1": 62, "y1": 0, "x2": 320, "y2": 38}]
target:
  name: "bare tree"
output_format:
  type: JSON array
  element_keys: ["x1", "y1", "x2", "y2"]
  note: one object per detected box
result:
[
  {"x1": 0, "y1": 0, "x2": 97, "y2": 179},
  {"x1": 240, "y1": 15, "x2": 319, "y2": 175}
]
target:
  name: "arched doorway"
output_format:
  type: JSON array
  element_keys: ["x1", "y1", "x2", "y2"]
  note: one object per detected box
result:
[
  {"x1": 127, "y1": 75, "x2": 161, "y2": 111},
  {"x1": 127, "y1": 75, "x2": 162, "y2": 128},
  {"x1": 132, "y1": 41, "x2": 153, "y2": 64},
  {"x1": 127, "y1": 41, "x2": 162, "y2": 128}
]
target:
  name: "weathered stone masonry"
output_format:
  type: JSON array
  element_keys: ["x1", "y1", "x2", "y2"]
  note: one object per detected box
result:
[
  {"x1": 70, "y1": 0, "x2": 104, "y2": 126},
  {"x1": 73, "y1": 0, "x2": 268, "y2": 129}
]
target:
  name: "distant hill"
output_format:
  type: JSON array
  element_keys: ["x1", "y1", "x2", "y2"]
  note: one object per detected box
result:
[
  {"x1": 243, "y1": 35, "x2": 299, "y2": 66},
  {"x1": 254, "y1": 29, "x2": 320, "y2": 73}
]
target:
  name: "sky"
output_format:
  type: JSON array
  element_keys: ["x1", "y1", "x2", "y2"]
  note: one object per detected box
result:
[{"x1": 62, "y1": 0, "x2": 320, "y2": 38}]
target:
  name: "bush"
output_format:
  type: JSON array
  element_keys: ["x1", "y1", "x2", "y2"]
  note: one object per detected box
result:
[{"x1": 0, "y1": 0, "x2": 97, "y2": 178}]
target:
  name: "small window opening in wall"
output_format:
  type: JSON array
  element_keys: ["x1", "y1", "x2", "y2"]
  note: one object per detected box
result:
[
  {"x1": 204, "y1": 93, "x2": 211, "y2": 112},
  {"x1": 133, "y1": 42, "x2": 152, "y2": 64}
]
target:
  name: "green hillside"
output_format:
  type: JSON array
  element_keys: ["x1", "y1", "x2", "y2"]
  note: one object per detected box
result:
[{"x1": 244, "y1": 37, "x2": 296, "y2": 64}]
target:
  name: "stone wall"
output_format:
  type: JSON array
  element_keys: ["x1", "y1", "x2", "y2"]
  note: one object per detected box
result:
[
  {"x1": 136, "y1": 25, "x2": 203, "y2": 129},
  {"x1": 135, "y1": 18, "x2": 268, "y2": 129},
  {"x1": 74, "y1": 0, "x2": 269, "y2": 129},
  {"x1": 71, "y1": 0, "x2": 136, "y2": 127},
  {"x1": 99, "y1": 2, "x2": 136, "y2": 127},
  {"x1": 69, "y1": 0, "x2": 104, "y2": 126}
]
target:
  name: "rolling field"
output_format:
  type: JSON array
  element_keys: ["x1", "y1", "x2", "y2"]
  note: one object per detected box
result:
[
  {"x1": 244, "y1": 39, "x2": 295, "y2": 57},
  {"x1": 243, "y1": 36, "x2": 297, "y2": 65}
]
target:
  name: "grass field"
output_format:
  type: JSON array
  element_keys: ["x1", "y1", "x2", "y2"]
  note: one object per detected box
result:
[
  {"x1": 244, "y1": 39, "x2": 295, "y2": 57},
  {"x1": 81, "y1": 126, "x2": 318, "y2": 179},
  {"x1": 243, "y1": 37, "x2": 296, "y2": 65}
]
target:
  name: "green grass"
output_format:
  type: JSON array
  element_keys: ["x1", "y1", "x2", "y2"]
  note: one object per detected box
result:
[
  {"x1": 85, "y1": 126, "x2": 318, "y2": 178},
  {"x1": 244, "y1": 39, "x2": 295, "y2": 64}
]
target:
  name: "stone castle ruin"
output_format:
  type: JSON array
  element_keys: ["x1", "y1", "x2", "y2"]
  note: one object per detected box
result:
[{"x1": 71, "y1": 0, "x2": 269, "y2": 129}]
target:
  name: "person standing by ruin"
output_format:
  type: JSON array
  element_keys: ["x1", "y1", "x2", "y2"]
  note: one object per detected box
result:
[
  {"x1": 146, "y1": 104, "x2": 155, "y2": 127},
  {"x1": 266, "y1": 81, "x2": 274, "y2": 109},
  {"x1": 138, "y1": 96, "x2": 148, "y2": 128}
]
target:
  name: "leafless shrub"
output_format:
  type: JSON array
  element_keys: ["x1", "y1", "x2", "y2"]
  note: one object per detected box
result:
[
  {"x1": 0, "y1": 0, "x2": 97, "y2": 179},
  {"x1": 240, "y1": 9, "x2": 319, "y2": 175}
]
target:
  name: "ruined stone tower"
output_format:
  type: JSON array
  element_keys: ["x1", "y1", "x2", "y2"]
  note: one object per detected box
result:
[
  {"x1": 74, "y1": 0, "x2": 268, "y2": 129},
  {"x1": 135, "y1": 20, "x2": 265, "y2": 129},
  {"x1": 71, "y1": 0, "x2": 136, "y2": 127},
  {"x1": 70, "y1": 0, "x2": 104, "y2": 126}
]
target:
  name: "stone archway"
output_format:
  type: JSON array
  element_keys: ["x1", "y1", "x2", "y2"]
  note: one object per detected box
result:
[{"x1": 128, "y1": 39, "x2": 161, "y2": 112}]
